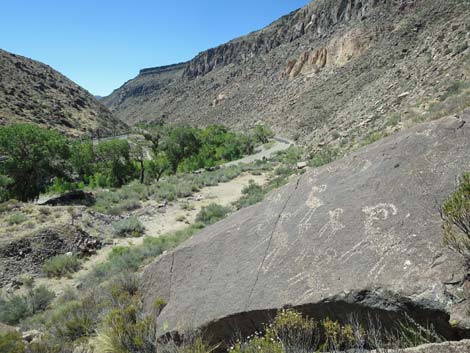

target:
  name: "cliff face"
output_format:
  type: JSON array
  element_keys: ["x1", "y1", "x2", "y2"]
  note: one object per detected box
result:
[
  {"x1": 104, "y1": 0, "x2": 470, "y2": 152},
  {"x1": 183, "y1": 0, "x2": 383, "y2": 78},
  {"x1": 0, "y1": 49, "x2": 127, "y2": 136}
]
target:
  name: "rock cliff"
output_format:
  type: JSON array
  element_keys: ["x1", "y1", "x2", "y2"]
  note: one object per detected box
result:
[{"x1": 104, "y1": 0, "x2": 469, "y2": 154}]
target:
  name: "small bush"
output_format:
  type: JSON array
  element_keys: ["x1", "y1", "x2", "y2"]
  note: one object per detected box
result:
[
  {"x1": 196, "y1": 203, "x2": 230, "y2": 225},
  {"x1": 236, "y1": 181, "x2": 265, "y2": 209},
  {"x1": 0, "y1": 332, "x2": 25, "y2": 353},
  {"x1": 43, "y1": 254, "x2": 81, "y2": 278},
  {"x1": 94, "y1": 300, "x2": 157, "y2": 353},
  {"x1": 7, "y1": 212, "x2": 27, "y2": 225},
  {"x1": 0, "y1": 294, "x2": 29, "y2": 324},
  {"x1": 442, "y1": 173, "x2": 470, "y2": 261},
  {"x1": 309, "y1": 147, "x2": 341, "y2": 168},
  {"x1": 0, "y1": 285, "x2": 55, "y2": 324},
  {"x1": 84, "y1": 223, "x2": 203, "y2": 287},
  {"x1": 112, "y1": 216, "x2": 145, "y2": 237}
]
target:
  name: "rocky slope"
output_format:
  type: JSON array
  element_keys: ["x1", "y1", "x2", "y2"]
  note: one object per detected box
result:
[
  {"x1": 0, "y1": 49, "x2": 127, "y2": 136},
  {"x1": 104, "y1": 0, "x2": 469, "y2": 152},
  {"x1": 141, "y1": 113, "x2": 470, "y2": 343}
]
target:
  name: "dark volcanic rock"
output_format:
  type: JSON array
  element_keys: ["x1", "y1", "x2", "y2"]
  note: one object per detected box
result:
[
  {"x1": 0, "y1": 225, "x2": 102, "y2": 286},
  {"x1": 141, "y1": 114, "x2": 470, "y2": 342},
  {"x1": 41, "y1": 190, "x2": 95, "y2": 206}
]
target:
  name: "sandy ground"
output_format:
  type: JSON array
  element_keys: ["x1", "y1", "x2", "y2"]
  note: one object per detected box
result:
[{"x1": 32, "y1": 172, "x2": 268, "y2": 294}]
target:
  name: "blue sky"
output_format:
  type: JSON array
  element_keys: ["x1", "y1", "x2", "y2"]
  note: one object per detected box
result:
[{"x1": 1, "y1": 0, "x2": 310, "y2": 96}]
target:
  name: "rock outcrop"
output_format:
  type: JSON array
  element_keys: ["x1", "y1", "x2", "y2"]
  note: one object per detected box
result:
[
  {"x1": 141, "y1": 114, "x2": 470, "y2": 343},
  {"x1": 0, "y1": 49, "x2": 127, "y2": 136},
  {"x1": 0, "y1": 225, "x2": 102, "y2": 286}
]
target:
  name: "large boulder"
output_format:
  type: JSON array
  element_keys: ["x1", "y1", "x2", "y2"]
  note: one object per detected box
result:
[{"x1": 141, "y1": 114, "x2": 470, "y2": 343}]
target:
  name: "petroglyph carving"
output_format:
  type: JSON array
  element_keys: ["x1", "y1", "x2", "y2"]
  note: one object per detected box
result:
[{"x1": 340, "y1": 203, "x2": 398, "y2": 280}]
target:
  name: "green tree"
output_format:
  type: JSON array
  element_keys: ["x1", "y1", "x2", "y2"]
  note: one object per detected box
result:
[
  {"x1": 70, "y1": 140, "x2": 95, "y2": 180},
  {"x1": 131, "y1": 143, "x2": 147, "y2": 184},
  {"x1": 0, "y1": 174, "x2": 12, "y2": 202},
  {"x1": 253, "y1": 124, "x2": 275, "y2": 144},
  {"x1": 95, "y1": 140, "x2": 135, "y2": 187},
  {"x1": 147, "y1": 152, "x2": 170, "y2": 182},
  {"x1": 0, "y1": 124, "x2": 70, "y2": 201},
  {"x1": 163, "y1": 127, "x2": 201, "y2": 173}
]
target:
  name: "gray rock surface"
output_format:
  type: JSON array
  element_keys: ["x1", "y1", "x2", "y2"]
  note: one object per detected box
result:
[
  {"x1": 385, "y1": 339, "x2": 470, "y2": 352},
  {"x1": 141, "y1": 114, "x2": 470, "y2": 342}
]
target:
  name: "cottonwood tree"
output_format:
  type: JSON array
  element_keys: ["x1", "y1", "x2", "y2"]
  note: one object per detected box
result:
[{"x1": 0, "y1": 124, "x2": 70, "y2": 201}]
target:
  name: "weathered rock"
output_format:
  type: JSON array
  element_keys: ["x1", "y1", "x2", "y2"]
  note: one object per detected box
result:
[
  {"x1": 0, "y1": 225, "x2": 102, "y2": 286},
  {"x1": 141, "y1": 115, "x2": 470, "y2": 343},
  {"x1": 41, "y1": 190, "x2": 95, "y2": 206},
  {"x1": 22, "y1": 329, "x2": 42, "y2": 343},
  {"x1": 386, "y1": 339, "x2": 470, "y2": 352}
]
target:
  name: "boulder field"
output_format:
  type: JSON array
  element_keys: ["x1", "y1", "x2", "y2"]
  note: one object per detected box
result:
[{"x1": 141, "y1": 113, "x2": 470, "y2": 344}]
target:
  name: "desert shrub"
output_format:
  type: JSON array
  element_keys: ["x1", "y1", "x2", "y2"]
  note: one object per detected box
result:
[
  {"x1": 0, "y1": 285, "x2": 55, "y2": 324},
  {"x1": 0, "y1": 332, "x2": 25, "y2": 353},
  {"x1": 21, "y1": 274, "x2": 35, "y2": 288},
  {"x1": 442, "y1": 173, "x2": 470, "y2": 261},
  {"x1": 43, "y1": 254, "x2": 81, "y2": 278},
  {"x1": 196, "y1": 203, "x2": 230, "y2": 225},
  {"x1": 158, "y1": 329, "x2": 217, "y2": 353},
  {"x1": 272, "y1": 309, "x2": 318, "y2": 353},
  {"x1": 93, "y1": 189, "x2": 141, "y2": 216},
  {"x1": 47, "y1": 177, "x2": 83, "y2": 194},
  {"x1": 93, "y1": 299, "x2": 157, "y2": 353},
  {"x1": 236, "y1": 181, "x2": 265, "y2": 209},
  {"x1": 321, "y1": 317, "x2": 355, "y2": 351},
  {"x1": 28, "y1": 285, "x2": 56, "y2": 313},
  {"x1": 360, "y1": 131, "x2": 387, "y2": 147},
  {"x1": 181, "y1": 201, "x2": 195, "y2": 211},
  {"x1": 38, "y1": 207, "x2": 52, "y2": 216},
  {"x1": 8, "y1": 212, "x2": 27, "y2": 225},
  {"x1": 88, "y1": 172, "x2": 113, "y2": 189},
  {"x1": 112, "y1": 216, "x2": 145, "y2": 237},
  {"x1": 253, "y1": 124, "x2": 275, "y2": 144},
  {"x1": 274, "y1": 146, "x2": 303, "y2": 165},
  {"x1": 52, "y1": 300, "x2": 98, "y2": 341},
  {"x1": 274, "y1": 166, "x2": 292, "y2": 177},
  {"x1": 0, "y1": 293, "x2": 29, "y2": 324},
  {"x1": 84, "y1": 223, "x2": 203, "y2": 287},
  {"x1": 309, "y1": 147, "x2": 341, "y2": 168}
]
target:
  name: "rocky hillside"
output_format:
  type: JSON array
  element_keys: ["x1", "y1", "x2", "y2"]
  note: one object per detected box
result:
[
  {"x1": 0, "y1": 49, "x2": 127, "y2": 136},
  {"x1": 141, "y1": 112, "x2": 470, "y2": 344},
  {"x1": 104, "y1": 0, "x2": 469, "y2": 153}
]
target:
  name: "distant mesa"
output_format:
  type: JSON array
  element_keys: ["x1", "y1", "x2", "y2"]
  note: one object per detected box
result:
[{"x1": 139, "y1": 62, "x2": 188, "y2": 76}]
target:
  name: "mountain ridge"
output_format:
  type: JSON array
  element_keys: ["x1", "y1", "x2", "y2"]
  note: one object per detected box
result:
[
  {"x1": 103, "y1": 0, "x2": 470, "y2": 155},
  {"x1": 0, "y1": 49, "x2": 127, "y2": 136}
]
